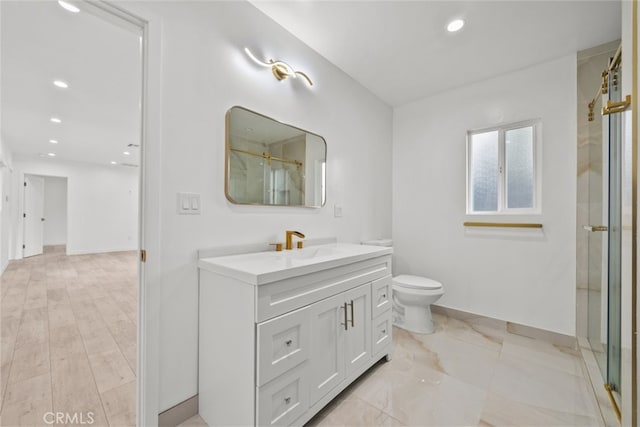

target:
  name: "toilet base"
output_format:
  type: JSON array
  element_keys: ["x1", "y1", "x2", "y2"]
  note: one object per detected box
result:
[{"x1": 393, "y1": 305, "x2": 435, "y2": 334}]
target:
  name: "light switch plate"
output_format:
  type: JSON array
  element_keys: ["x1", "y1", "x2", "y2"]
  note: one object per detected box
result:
[
  {"x1": 334, "y1": 204, "x2": 343, "y2": 218},
  {"x1": 177, "y1": 193, "x2": 201, "y2": 215}
]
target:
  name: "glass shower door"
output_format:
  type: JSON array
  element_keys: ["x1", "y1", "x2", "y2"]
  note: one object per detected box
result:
[
  {"x1": 586, "y1": 110, "x2": 607, "y2": 377},
  {"x1": 606, "y1": 64, "x2": 622, "y2": 393},
  {"x1": 586, "y1": 59, "x2": 622, "y2": 395}
]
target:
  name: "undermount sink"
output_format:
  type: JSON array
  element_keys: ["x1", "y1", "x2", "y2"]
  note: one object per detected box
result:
[
  {"x1": 269, "y1": 245, "x2": 344, "y2": 260},
  {"x1": 198, "y1": 243, "x2": 393, "y2": 285}
]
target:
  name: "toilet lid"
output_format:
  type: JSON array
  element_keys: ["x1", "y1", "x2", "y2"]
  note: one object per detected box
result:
[{"x1": 393, "y1": 274, "x2": 442, "y2": 290}]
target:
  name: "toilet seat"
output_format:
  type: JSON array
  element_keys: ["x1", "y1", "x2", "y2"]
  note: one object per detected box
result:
[{"x1": 393, "y1": 274, "x2": 442, "y2": 290}]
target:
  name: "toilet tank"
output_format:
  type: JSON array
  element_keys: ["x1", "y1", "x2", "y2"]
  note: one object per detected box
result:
[{"x1": 361, "y1": 239, "x2": 393, "y2": 247}]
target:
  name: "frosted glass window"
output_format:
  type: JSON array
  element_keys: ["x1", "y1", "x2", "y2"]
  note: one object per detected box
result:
[
  {"x1": 505, "y1": 127, "x2": 534, "y2": 209},
  {"x1": 470, "y1": 131, "x2": 499, "y2": 212},
  {"x1": 467, "y1": 120, "x2": 539, "y2": 214}
]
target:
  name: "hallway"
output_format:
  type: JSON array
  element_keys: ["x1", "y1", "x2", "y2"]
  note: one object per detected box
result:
[{"x1": 0, "y1": 246, "x2": 137, "y2": 426}]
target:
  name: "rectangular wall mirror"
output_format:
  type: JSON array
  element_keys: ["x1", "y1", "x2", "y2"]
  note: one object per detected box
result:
[{"x1": 225, "y1": 106, "x2": 327, "y2": 207}]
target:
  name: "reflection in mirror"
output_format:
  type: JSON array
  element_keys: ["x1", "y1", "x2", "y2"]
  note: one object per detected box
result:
[{"x1": 225, "y1": 106, "x2": 326, "y2": 207}]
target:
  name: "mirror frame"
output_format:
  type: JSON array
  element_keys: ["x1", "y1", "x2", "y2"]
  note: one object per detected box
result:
[{"x1": 224, "y1": 106, "x2": 327, "y2": 207}]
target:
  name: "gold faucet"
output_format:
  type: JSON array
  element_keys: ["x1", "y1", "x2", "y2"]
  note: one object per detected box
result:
[{"x1": 285, "y1": 230, "x2": 305, "y2": 250}]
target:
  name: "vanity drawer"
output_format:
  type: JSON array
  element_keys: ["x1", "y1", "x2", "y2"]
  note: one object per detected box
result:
[
  {"x1": 257, "y1": 362, "x2": 309, "y2": 427},
  {"x1": 257, "y1": 306, "x2": 310, "y2": 386},
  {"x1": 372, "y1": 314, "x2": 392, "y2": 357},
  {"x1": 371, "y1": 276, "x2": 392, "y2": 318}
]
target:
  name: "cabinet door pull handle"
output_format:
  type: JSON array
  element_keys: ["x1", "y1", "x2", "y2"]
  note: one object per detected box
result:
[
  {"x1": 382, "y1": 293, "x2": 386, "y2": 299},
  {"x1": 382, "y1": 329, "x2": 386, "y2": 334},
  {"x1": 285, "y1": 339, "x2": 292, "y2": 346},
  {"x1": 349, "y1": 300, "x2": 355, "y2": 327},
  {"x1": 341, "y1": 302, "x2": 348, "y2": 330},
  {"x1": 284, "y1": 397, "x2": 291, "y2": 404}
]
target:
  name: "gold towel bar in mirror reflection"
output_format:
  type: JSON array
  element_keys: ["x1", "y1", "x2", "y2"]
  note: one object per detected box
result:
[
  {"x1": 230, "y1": 147, "x2": 303, "y2": 169},
  {"x1": 463, "y1": 222, "x2": 543, "y2": 229}
]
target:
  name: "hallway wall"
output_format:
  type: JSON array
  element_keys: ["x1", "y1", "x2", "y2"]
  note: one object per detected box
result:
[{"x1": 12, "y1": 155, "x2": 138, "y2": 256}]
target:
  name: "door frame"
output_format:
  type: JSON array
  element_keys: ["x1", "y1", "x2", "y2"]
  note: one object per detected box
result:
[{"x1": 83, "y1": 1, "x2": 162, "y2": 425}]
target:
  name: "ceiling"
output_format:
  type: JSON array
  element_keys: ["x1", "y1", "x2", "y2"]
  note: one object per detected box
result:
[
  {"x1": 251, "y1": 0, "x2": 622, "y2": 106},
  {"x1": 1, "y1": 1, "x2": 141, "y2": 167},
  {"x1": 1, "y1": 1, "x2": 622, "y2": 167}
]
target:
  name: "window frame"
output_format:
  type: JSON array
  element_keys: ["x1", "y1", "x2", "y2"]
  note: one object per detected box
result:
[{"x1": 466, "y1": 119, "x2": 542, "y2": 215}]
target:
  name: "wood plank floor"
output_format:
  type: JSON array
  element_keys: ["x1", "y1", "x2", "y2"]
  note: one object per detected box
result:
[{"x1": 0, "y1": 246, "x2": 137, "y2": 426}]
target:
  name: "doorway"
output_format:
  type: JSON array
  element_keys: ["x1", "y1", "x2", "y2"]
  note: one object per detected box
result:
[
  {"x1": 0, "y1": 2, "x2": 144, "y2": 426},
  {"x1": 22, "y1": 174, "x2": 45, "y2": 258},
  {"x1": 22, "y1": 174, "x2": 68, "y2": 258}
]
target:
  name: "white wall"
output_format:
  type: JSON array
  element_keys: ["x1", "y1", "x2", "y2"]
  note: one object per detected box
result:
[
  {"x1": 393, "y1": 55, "x2": 577, "y2": 336},
  {"x1": 117, "y1": 1, "x2": 392, "y2": 412},
  {"x1": 0, "y1": 138, "x2": 14, "y2": 272},
  {"x1": 12, "y1": 155, "x2": 139, "y2": 256},
  {"x1": 43, "y1": 176, "x2": 67, "y2": 246}
]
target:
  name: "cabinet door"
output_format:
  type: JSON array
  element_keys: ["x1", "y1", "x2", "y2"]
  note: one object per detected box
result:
[
  {"x1": 343, "y1": 283, "x2": 372, "y2": 377},
  {"x1": 308, "y1": 293, "x2": 345, "y2": 405}
]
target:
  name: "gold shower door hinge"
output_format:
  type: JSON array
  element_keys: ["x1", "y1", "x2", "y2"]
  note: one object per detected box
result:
[
  {"x1": 602, "y1": 94, "x2": 632, "y2": 116},
  {"x1": 140, "y1": 249, "x2": 147, "y2": 263}
]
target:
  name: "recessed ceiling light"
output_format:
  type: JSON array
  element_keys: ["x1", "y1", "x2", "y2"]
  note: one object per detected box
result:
[
  {"x1": 58, "y1": 1, "x2": 80, "y2": 13},
  {"x1": 123, "y1": 151, "x2": 131, "y2": 156},
  {"x1": 50, "y1": 117, "x2": 61, "y2": 123},
  {"x1": 47, "y1": 153, "x2": 56, "y2": 157},
  {"x1": 110, "y1": 161, "x2": 117, "y2": 165},
  {"x1": 53, "y1": 80, "x2": 69, "y2": 89},
  {"x1": 49, "y1": 139, "x2": 58, "y2": 144},
  {"x1": 447, "y1": 19, "x2": 465, "y2": 32}
]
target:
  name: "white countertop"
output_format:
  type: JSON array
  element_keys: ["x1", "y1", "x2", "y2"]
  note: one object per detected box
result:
[{"x1": 198, "y1": 243, "x2": 392, "y2": 285}]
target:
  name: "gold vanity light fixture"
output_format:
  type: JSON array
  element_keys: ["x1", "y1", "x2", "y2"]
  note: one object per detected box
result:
[{"x1": 244, "y1": 48, "x2": 313, "y2": 86}]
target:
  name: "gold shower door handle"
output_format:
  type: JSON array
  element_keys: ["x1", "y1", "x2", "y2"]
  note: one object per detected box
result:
[{"x1": 583, "y1": 225, "x2": 608, "y2": 232}]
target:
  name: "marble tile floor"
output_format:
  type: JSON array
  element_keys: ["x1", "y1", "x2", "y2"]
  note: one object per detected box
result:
[
  {"x1": 183, "y1": 313, "x2": 605, "y2": 427},
  {"x1": 0, "y1": 246, "x2": 137, "y2": 427}
]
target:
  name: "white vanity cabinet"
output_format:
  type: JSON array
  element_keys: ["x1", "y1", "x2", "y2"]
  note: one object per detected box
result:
[
  {"x1": 198, "y1": 243, "x2": 393, "y2": 427},
  {"x1": 308, "y1": 282, "x2": 371, "y2": 406}
]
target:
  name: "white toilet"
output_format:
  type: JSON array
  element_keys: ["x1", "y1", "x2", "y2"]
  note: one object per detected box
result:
[{"x1": 362, "y1": 239, "x2": 444, "y2": 334}]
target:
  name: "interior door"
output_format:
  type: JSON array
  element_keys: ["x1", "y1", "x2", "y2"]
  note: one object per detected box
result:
[
  {"x1": 308, "y1": 293, "x2": 345, "y2": 405},
  {"x1": 343, "y1": 283, "x2": 372, "y2": 377},
  {"x1": 23, "y1": 174, "x2": 45, "y2": 257}
]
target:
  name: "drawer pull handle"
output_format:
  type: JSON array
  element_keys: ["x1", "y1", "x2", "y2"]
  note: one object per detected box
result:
[
  {"x1": 285, "y1": 339, "x2": 292, "y2": 346},
  {"x1": 284, "y1": 397, "x2": 291, "y2": 404},
  {"x1": 341, "y1": 302, "x2": 348, "y2": 330},
  {"x1": 349, "y1": 300, "x2": 355, "y2": 327}
]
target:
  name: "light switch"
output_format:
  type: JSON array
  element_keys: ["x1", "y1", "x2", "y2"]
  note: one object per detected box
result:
[
  {"x1": 334, "y1": 204, "x2": 343, "y2": 218},
  {"x1": 190, "y1": 195, "x2": 200, "y2": 212},
  {"x1": 177, "y1": 192, "x2": 201, "y2": 215}
]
